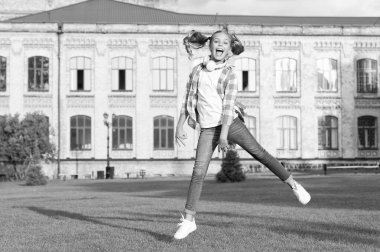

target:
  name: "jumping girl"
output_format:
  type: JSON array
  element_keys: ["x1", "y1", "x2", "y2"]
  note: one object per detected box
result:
[{"x1": 174, "y1": 27, "x2": 311, "y2": 240}]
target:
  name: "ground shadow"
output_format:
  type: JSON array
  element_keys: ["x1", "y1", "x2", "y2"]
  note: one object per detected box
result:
[{"x1": 24, "y1": 206, "x2": 173, "y2": 243}]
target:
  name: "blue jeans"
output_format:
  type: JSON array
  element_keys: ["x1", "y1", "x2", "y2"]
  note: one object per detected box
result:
[{"x1": 184, "y1": 117, "x2": 291, "y2": 215}]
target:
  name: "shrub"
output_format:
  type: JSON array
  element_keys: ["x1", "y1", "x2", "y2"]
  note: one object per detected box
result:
[
  {"x1": 216, "y1": 150, "x2": 246, "y2": 183},
  {"x1": 25, "y1": 165, "x2": 48, "y2": 186}
]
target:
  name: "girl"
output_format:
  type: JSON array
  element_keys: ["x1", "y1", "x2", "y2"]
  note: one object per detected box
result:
[{"x1": 174, "y1": 27, "x2": 311, "y2": 240}]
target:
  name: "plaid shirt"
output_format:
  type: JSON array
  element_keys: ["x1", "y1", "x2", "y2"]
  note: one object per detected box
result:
[{"x1": 180, "y1": 63, "x2": 238, "y2": 129}]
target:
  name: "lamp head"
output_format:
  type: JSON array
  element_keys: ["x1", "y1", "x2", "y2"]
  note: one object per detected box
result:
[{"x1": 103, "y1": 113, "x2": 109, "y2": 120}]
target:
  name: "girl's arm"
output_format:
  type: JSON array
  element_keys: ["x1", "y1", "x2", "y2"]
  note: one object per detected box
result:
[
  {"x1": 219, "y1": 69, "x2": 238, "y2": 151},
  {"x1": 176, "y1": 113, "x2": 188, "y2": 147},
  {"x1": 176, "y1": 68, "x2": 195, "y2": 147}
]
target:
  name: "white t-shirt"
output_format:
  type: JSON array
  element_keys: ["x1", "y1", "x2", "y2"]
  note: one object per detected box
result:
[{"x1": 196, "y1": 66, "x2": 225, "y2": 128}]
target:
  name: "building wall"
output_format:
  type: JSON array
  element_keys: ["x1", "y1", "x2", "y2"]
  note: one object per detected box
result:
[{"x1": 1, "y1": 23, "x2": 380, "y2": 178}]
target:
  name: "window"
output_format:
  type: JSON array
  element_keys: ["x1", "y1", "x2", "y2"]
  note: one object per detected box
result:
[
  {"x1": 276, "y1": 116, "x2": 297, "y2": 150},
  {"x1": 112, "y1": 57, "x2": 133, "y2": 91},
  {"x1": 317, "y1": 58, "x2": 338, "y2": 92},
  {"x1": 0, "y1": 56, "x2": 6, "y2": 91},
  {"x1": 357, "y1": 59, "x2": 378, "y2": 93},
  {"x1": 318, "y1": 116, "x2": 338, "y2": 150},
  {"x1": 246, "y1": 116, "x2": 257, "y2": 138},
  {"x1": 152, "y1": 57, "x2": 174, "y2": 91},
  {"x1": 112, "y1": 115, "x2": 133, "y2": 149},
  {"x1": 235, "y1": 58, "x2": 256, "y2": 91},
  {"x1": 70, "y1": 115, "x2": 91, "y2": 150},
  {"x1": 70, "y1": 57, "x2": 91, "y2": 91},
  {"x1": 358, "y1": 116, "x2": 378, "y2": 149},
  {"x1": 28, "y1": 56, "x2": 49, "y2": 91},
  {"x1": 153, "y1": 116, "x2": 174, "y2": 149},
  {"x1": 275, "y1": 58, "x2": 297, "y2": 92}
]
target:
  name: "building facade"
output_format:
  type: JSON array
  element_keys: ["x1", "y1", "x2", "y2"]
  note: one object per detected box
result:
[{"x1": 0, "y1": 1, "x2": 379, "y2": 178}]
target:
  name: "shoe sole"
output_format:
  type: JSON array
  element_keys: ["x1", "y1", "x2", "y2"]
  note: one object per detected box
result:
[{"x1": 173, "y1": 227, "x2": 197, "y2": 240}]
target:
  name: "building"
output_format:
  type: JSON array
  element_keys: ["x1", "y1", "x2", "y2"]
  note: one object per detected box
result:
[{"x1": 0, "y1": 0, "x2": 379, "y2": 178}]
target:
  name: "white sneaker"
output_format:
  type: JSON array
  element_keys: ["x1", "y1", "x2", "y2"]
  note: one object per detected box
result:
[
  {"x1": 292, "y1": 181, "x2": 311, "y2": 205},
  {"x1": 173, "y1": 214, "x2": 197, "y2": 240}
]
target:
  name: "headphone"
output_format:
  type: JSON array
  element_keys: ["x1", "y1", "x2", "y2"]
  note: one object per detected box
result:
[{"x1": 202, "y1": 55, "x2": 231, "y2": 71}]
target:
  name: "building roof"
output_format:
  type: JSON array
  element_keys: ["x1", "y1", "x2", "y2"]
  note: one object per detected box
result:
[{"x1": 6, "y1": 0, "x2": 380, "y2": 26}]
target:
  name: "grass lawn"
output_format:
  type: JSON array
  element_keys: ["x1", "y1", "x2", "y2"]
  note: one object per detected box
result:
[{"x1": 0, "y1": 173, "x2": 379, "y2": 252}]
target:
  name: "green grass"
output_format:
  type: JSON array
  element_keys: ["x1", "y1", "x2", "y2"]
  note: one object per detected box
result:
[{"x1": 0, "y1": 174, "x2": 379, "y2": 252}]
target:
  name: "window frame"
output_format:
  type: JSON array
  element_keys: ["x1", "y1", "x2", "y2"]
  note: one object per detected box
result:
[
  {"x1": 111, "y1": 56, "x2": 133, "y2": 92},
  {"x1": 70, "y1": 115, "x2": 92, "y2": 150},
  {"x1": 318, "y1": 116, "x2": 339, "y2": 150},
  {"x1": 358, "y1": 116, "x2": 378, "y2": 150},
  {"x1": 235, "y1": 58, "x2": 256, "y2": 92},
  {"x1": 70, "y1": 56, "x2": 92, "y2": 92},
  {"x1": 357, "y1": 59, "x2": 378, "y2": 94},
  {"x1": 276, "y1": 116, "x2": 298, "y2": 150},
  {"x1": 153, "y1": 115, "x2": 174, "y2": 150},
  {"x1": 275, "y1": 58, "x2": 297, "y2": 93},
  {"x1": 112, "y1": 115, "x2": 133, "y2": 150},
  {"x1": 152, "y1": 56, "x2": 174, "y2": 91},
  {"x1": 28, "y1": 56, "x2": 49, "y2": 92},
  {"x1": 0, "y1": 56, "x2": 6, "y2": 92},
  {"x1": 317, "y1": 58, "x2": 338, "y2": 93}
]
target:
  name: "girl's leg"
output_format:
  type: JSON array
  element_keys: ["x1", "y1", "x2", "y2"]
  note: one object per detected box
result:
[
  {"x1": 227, "y1": 118, "x2": 311, "y2": 205},
  {"x1": 184, "y1": 126, "x2": 220, "y2": 217},
  {"x1": 227, "y1": 118, "x2": 290, "y2": 181}
]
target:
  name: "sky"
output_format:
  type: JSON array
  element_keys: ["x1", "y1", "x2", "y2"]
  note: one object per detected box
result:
[{"x1": 175, "y1": 0, "x2": 380, "y2": 17}]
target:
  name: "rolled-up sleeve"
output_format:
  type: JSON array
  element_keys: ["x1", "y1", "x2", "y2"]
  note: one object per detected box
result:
[
  {"x1": 221, "y1": 69, "x2": 238, "y2": 126},
  {"x1": 180, "y1": 72, "x2": 192, "y2": 117}
]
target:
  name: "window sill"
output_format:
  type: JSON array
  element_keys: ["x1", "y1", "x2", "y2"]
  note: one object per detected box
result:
[
  {"x1": 237, "y1": 92, "x2": 259, "y2": 97},
  {"x1": 151, "y1": 90, "x2": 176, "y2": 96},
  {"x1": 24, "y1": 93, "x2": 53, "y2": 98},
  {"x1": 67, "y1": 94, "x2": 95, "y2": 98}
]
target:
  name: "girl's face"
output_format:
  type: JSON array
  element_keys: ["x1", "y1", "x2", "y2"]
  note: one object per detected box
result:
[{"x1": 209, "y1": 32, "x2": 231, "y2": 63}]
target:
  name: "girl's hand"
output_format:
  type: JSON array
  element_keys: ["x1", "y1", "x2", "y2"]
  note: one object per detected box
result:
[
  {"x1": 176, "y1": 127, "x2": 187, "y2": 147},
  {"x1": 218, "y1": 138, "x2": 229, "y2": 153}
]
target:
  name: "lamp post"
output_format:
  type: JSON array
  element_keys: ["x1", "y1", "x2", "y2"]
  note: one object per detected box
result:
[{"x1": 103, "y1": 113, "x2": 115, "y2": 179}]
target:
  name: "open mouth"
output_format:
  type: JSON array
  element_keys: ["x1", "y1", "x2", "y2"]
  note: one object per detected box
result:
[{"x1": 215, "y1": 48, "x2": 224, "y2": 57}]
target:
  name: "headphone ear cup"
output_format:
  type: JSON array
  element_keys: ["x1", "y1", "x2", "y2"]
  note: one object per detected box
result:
[{"x1": 203, "y1": 55, "x2": 216, "y2": 71}]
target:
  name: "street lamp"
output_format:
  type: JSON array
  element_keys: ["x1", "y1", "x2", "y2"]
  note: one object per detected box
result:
[{"x1": 103, "y1": 113, "x2": 115, "y2": 179}]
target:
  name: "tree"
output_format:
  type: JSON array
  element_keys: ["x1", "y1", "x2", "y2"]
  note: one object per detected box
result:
[
  {"x1": 0, "y1": 112, "x2": 55, "y2": 180},
  {"x1": 216, "y1": 149, "x2": 246, "y2": 183}
]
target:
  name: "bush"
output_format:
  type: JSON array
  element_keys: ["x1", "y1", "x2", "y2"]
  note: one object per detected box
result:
[
  {"x1": 25, "y1": 165, "x2": 48, "y2": 186},
  {"x1": 216, "y1": 150, "x2": 246, "y2": 183}
]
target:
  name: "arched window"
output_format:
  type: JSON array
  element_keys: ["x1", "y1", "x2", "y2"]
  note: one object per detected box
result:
[
  {"x1": 357, "y1": 59, "x2": 378, "y2": 93},
  {"x1": 317, "y1": 58, "x2": 338, "y2": 92},
  {"x1": 70, "y1": 115, "x2": 91, "y2": 150},
  {"x1": 276, "y1": 116, "x2": 297, "y2": 150},
  {"x1": 318, "y1": 116, "x2": 338, "y2": 149},
  {"x1": 112, "y1": 115, "x2": 133, "y2": 149},
  {"x1": 28, "y1": 56, "x2": 49, "y2": 91},
  {"x1": 70, "y1": 57, "x2": 91, "y2": 91},
  {"x1": 235, "y1": 58, "x2": 256, "y2": 92},
  {"x1": 153, "y1": 115, "x2": 174, "y2": 149},
  {"x1": 358, "y1": 116, "x2": 378, "y2": 149},
  {"x1": 152, "y1": 57, "x2": 174, "y2": 91},
  {"x1": 275, "y1": 58, "x2": 297, "y2": 92},
  {"x1": 111, "y1": 57, "x2": 133, "y2": 91},
  {"x1": 0, "y1": 56, "x2": 6, "y2": 91}
]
